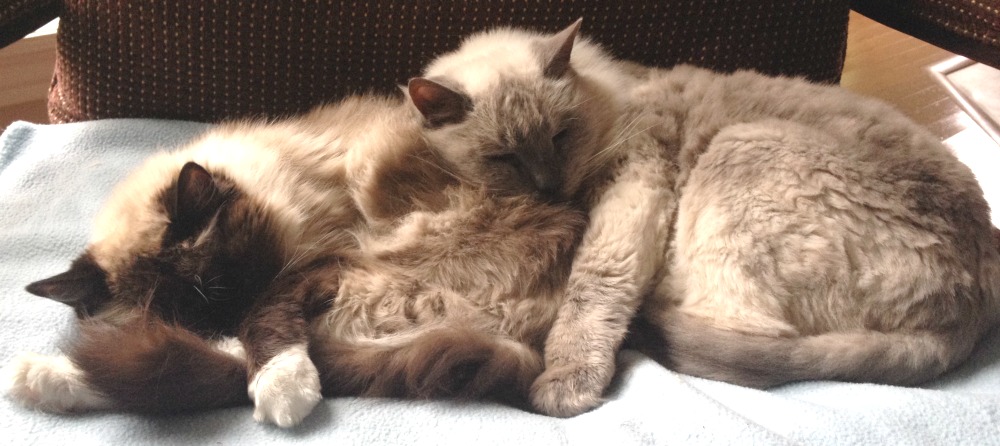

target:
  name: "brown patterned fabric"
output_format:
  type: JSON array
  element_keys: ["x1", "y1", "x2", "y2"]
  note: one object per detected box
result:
[
  {"x1": 0, "y1": 0, "x2": 59, "y2": 48},
  {"x1": 852, "y1": 0, "x2": 1000, "y2": 69},
  {"x1": 41, "y1": 1, "x2": 851, "y2": 123}
]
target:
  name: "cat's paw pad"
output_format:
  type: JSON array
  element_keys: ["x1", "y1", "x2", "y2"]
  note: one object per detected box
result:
[
  {"x1": 530, "y1": 363, "x2": 608, "y2": 417},
  {"x1": 2, "y1": 353, "x2": 110, "y2": 412},
  {"x1": 248, "y1": 345, "x2": 322, "y2": 428}
]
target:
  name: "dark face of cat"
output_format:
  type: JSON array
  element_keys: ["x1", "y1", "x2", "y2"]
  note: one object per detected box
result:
[
  {"x1": 26, "y1": 163, "x2": 285, "y2": 335},
  {"x1": 407, "y1": 20, "x2": 607, "y2": 203}
]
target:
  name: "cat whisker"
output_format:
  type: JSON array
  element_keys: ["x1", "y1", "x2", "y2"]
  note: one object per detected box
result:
[
  {"x1": 608, "y1": 114, "x2": 648, "y2": 146},
  {"x1": 568, "y1": 95, "x2": 596, "y2": 109},
  {"x1": 605, "y1": 124, "x2": 656, "y2": 155},
  {"x1": 602, "y1": 116, "x2": 651, "y2": 150},
  {"x1": 276, "y1": 248, "x2": 305, "y2": 278},
  {"x1": 275, "y1": 230, "x2": 345, "y2": 279},
  {"x1": 193, "y1": 284, "x2": 210, "y2": 305},
  {"x1": 583, "y1": 116, "x2": 641, "y2": 165},
  {"x1": 405, "y1": 152, "x2": 464, "y2": 183},
  {"x1": 276, "y1": 238, "x2": 323, "y2": 278},
  {"x1": 140, "y1": 275, "x2": 161, "y2": 313},
  {"x1": 578, "y1": 116, "x2": 653, "y2": 173}
]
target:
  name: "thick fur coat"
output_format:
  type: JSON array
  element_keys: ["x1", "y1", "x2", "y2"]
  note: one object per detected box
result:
[
  {"x1": 7, "y1": 21, "x2": 999, "y2": 425},
  {"x1": 416, "y1": 22, "x2": 1000, "y2": 417},
  {"x1": 5, "y1": 94, "x2": 586, "y2": 426}
]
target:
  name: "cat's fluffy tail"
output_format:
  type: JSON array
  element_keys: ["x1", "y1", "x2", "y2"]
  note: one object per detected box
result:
[
  {"x1": 629, "y1": 312, "x2": 980, "y2": 388},
  {"x1": 70, "y1": 318, "x2": 250, "y2": 412},
  {"x1": 311, "y1": 327, "x2": 543, "y2": 405}
]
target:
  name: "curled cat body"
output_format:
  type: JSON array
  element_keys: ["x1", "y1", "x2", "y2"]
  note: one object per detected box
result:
[
  {"x1": 415, "y1": 20, "x2": 1000, "y2": 416},
  {"x1": 4, "y1": 91, "x2": 588, "y2": 427},
  {"x1": 9, "y1": 18, "x2": 1000, "y2": 426},
  {"x1": 628, "y1": 66, "x2": 1000, "y2": 390}
]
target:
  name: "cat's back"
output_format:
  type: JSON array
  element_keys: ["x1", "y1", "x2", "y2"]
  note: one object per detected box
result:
[
  {"x1": 651, "y1": 66, "x2": 1000, "y2": 335},
  {"x1": 86, "y1": 119, "x2": 331, "y2": 271},
  {"x1": 631, "y1": 65, "x2": 955, "y2": 168},
  {"x1": 629, "y1": 65, "x2": 989, "y2": 241},
  {"x1": 90, "y1": 96, "x2": 417, "y2": 269}
]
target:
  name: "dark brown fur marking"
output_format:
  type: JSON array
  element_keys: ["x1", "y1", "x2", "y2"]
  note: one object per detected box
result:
[
  {"x1": 239, "y1": 256, "x2": 343, "y2": 373},
  {"x1": 71, "y1": 318, "x2": 249, "y2": 413},
  {"x1": 311, "y1": 327, "x2": 542, "y2": 405}
]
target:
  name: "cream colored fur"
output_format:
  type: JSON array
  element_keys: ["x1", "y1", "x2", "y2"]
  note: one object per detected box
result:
[
  {"x1": 13, "y1": 98, "x2": 431, "y2": 426},
  {"x1": 10, "y1": 89, "x2": 583, "y2": 425},
  {"x1": 14, "y1": 22, "x2": 999, "y2": 425},
  {"x1": 3, "y1": 353, "x2": 112, "y2": 412},
  {"x1": 248, "y1": 344, "x2": 321, "y2": 428},
  {"x1": 87, "y1": 99, "x2": 406, "y2": 284},
  {"x1": 423, "y1": 26, "x2": 630, "y2": 105},
  {"x1": 425, "y1": 24, "x2": 1000, "y2": 417}
]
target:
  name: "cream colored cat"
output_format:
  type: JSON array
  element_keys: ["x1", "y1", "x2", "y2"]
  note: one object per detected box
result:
[{"x1": 416, "y1": 20, "x2": 1000, "y2": 417}]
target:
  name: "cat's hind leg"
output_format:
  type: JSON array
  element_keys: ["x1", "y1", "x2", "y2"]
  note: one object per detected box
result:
[
  {"x1": 311, "y1": 326, "x2": 543, "y2": 404},
  {"x1": 3, "y1": 352, "x2": 111, "y2": 412},
  {"x1": 71, "y1": 318, "x2": 251, "y2": 412},
  {"x1": 3, "y1": 319, "x2": 250, "y2": 414}
]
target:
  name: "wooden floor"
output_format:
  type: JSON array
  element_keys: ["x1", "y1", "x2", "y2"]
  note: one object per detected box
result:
[
  {"x1": 840, "y1": 12, "x2": 973, "y2": 141},
  {"x1": 0, "y1": 34, "x2": 54, "y2": 130},
  {"x1": 0, "y1": 12, "x2": 984, "y2": 140}
]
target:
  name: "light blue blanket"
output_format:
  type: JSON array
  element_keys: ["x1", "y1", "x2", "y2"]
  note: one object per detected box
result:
[{"x1": 1, "y1": 120, "x2": 998, "y2": 445}]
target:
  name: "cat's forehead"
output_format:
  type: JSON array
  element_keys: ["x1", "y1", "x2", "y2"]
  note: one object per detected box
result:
[
  {"x1": 480, "y1": 78, "x2": 572, "y2": 120},
  {"x1": 425, "y1": 29, "x2": 547, "y2": 97},
  {"x1": 88, "y1": 151, "x2": 182, "y2": 274}
]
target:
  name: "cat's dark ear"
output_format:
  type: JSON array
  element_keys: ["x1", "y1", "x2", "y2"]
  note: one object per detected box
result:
[
  {"x1": 541, "y1": 18, "x2": 582, "y2": 78},
  {"x1": 408, "y1": 77, "x2": 473, "y2": 128},
  {"x1": 173, "y1": 162, "x2": 223, "y2": 236},
  {"x1": 25, "y1": 253, "x2": 111, "y2": 315}
]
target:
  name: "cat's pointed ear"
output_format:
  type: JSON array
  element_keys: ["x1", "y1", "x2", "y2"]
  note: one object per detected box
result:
[
  {"x1": 25, "y1": 253, "x2": 111, "y2": 313},
  {"x1": 541, "y1": 18, "x2": 582, "y2": 78},
  {"x1": 173, "y1": 162, "x2": 223, "y2": 232},
  {"x1": 408, "y1": 77, "x2": 472, "y2": 128}
]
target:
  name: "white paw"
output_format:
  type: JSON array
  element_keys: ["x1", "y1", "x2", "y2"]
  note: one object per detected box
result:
[
  {"x1": 211, "y1": 336, "x2": 247, "y2": 362},
  {"x1": 2, "y1": 353, "x2": 111, "y2": 412},
  {"x1": 530, "y1": 363, "x2": 608, "y2": 417},
  {"x1": 248, "y1": 344, "x2": 322, "y2": 428}
]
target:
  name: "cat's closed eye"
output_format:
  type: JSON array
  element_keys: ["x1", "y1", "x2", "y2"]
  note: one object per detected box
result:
[
  {"x1": 552, "y1": 128, "x2": 569, "y2": 148},
  {"x1": 485, "y1": 153, "x2": 522, "y2": 167}
]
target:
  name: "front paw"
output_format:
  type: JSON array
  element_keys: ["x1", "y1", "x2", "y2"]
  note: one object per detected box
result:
[
  {"x1": 530, "y1": 363, "x2": 610, "y2": 417},
  {"x1": 3, "y1": 353, "x2": 110, "y2": 412},
  {"x1": 248, "y1": 345, "x2": 322, "y2": 428}
]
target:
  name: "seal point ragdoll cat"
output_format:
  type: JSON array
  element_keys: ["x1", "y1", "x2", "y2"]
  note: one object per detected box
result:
[
  {"x1": 6, "y1": 19, "x2": 640, "y2": 425},
  {"x1": 4, "y1": 90, "x2": 587, "y2": 427}
]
